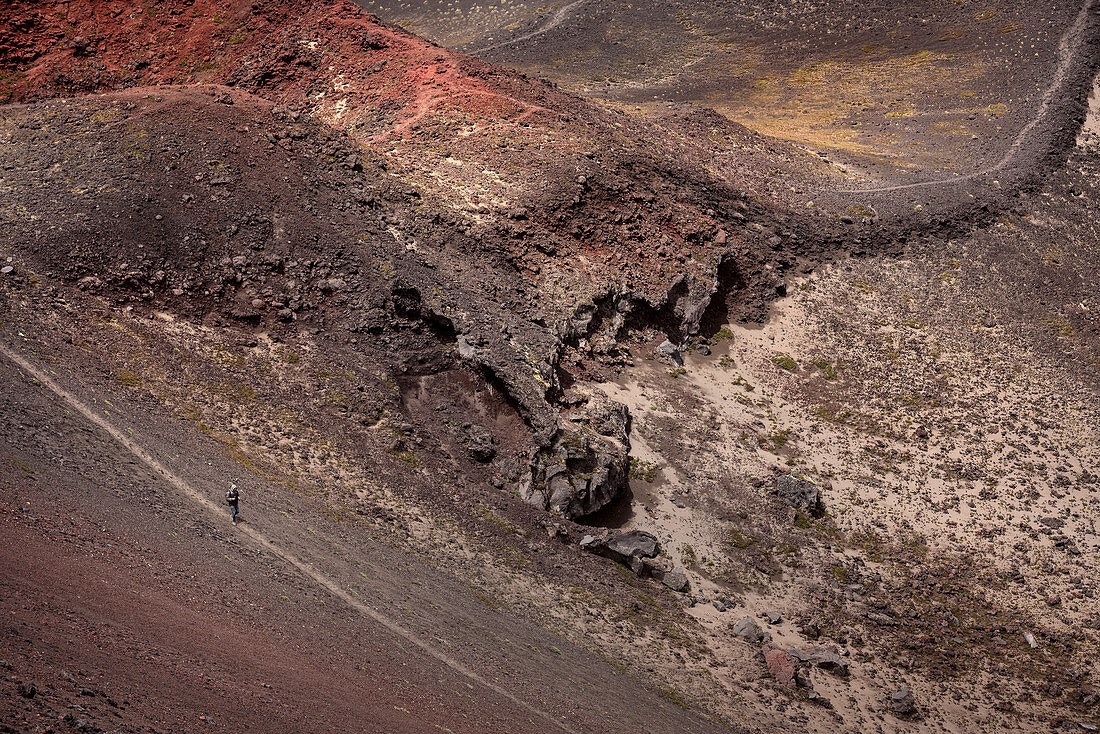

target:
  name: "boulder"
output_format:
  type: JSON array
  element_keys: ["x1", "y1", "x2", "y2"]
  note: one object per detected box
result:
[
  {"x1": 521, "y1": 397, "x2": 631, "y2": 520},
  {"x1": 606, "y1": 530, "x2": 659, "y2": 559},
  {"x1": 775, "y1": 474, "x2": 825, "y2": 517},
  {"x1": 657, "y1": 567, "x2": 689, "y2": 592},
  {"x1": 458, "y1": 423, "x2": 497, "y2": 462},
  {"x1": 655, "y1": 339, "x2": 683, "y2": 365},
  {"x1": 582, "y1": 530, "x2": 662, "y2": 576},
  {"x1": 890, "y1": 686, "x2": 916, "y2": 716},
  {"x1": 733, "y1": 616, "x2": 770, "y2": 644},
  {"x1": 762, "y1": 646, "x2": 795, "y2": 686},
  {"x1": 789, "y1": 646, "x2": 849, "y2": 677}
]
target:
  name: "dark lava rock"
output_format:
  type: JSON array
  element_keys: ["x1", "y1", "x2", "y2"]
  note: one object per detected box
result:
[
  {"x1": 789, "y1": 646, "x2": 849, "y2": 677},
  {"x1": 522, "y1": 395, "x2": 631, "y2": 519},
  {"x1": 522, "y1": 429, "x2": 629, "y2": 519},
  {"x1": 458, "y1": 423, "x2": 497, "y2": 462},
  {"x1": 775, "y1": 474, "x2": 825, "y2": 517},
  {"x1": 16, "y1": 681, "x2": 35, "y2": 698},
  {"x1": 733, "y1": 616, "x2": 770, "y2": 644},
  {"x1": 605, "y1": 530, "x2": 659, "y2": 559},
  {"x1": 656, "y1": 566, "x2": 689, "y2": 592},
  {"x1": 891, "y1": 686, "x2": 916, "y2": 716},
  {"x1": 581, "y1": 530, "x2": 660, "y2": 570}
]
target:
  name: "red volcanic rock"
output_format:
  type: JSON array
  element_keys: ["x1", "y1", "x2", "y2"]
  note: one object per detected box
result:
[{"x1": 762, "y1": 645, "x2": 796, "y2": 687}]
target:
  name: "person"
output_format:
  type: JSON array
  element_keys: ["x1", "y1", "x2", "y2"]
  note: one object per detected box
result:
[{"x1": 226, "y1": 482, "x2": 240, "y2": 525}]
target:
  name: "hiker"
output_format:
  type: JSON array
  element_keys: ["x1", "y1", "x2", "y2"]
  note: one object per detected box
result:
[{"x1": 226, "y1": 482, "x2": 241, "y2": 525}]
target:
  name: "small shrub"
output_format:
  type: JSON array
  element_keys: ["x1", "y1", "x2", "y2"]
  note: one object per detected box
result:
[
  {"x1": 680, "y1": 544, "x2": 697, "y2": 565},
  {"x1": 810, "y1": 358, "x2": 838, "y2": 379},
  {"x1": 729, "y1": 527, "x2": 756, "y2": 549},
  {"x1": 771, "y1": 353, "x2": 798, "y2": 371},
  {"x1": 116, "y1": 368, "x2": 141, "y2": 387},
  {"x1": 629, "y1": 457, "x2": 658, "y2": 483},
  {"x1": 389, "y1": 448, "x2": 418, "y2": 467}
]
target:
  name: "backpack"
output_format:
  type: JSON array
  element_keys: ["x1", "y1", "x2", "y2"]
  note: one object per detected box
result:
[{"x1": 226, "y1": 487, "x2": 238, "y2": 504}]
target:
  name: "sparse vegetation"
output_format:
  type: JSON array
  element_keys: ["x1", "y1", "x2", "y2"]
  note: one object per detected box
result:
[
  {"x1": 116, "y1": 368, "x2": 142, "y2": 387},
  {"x1": 770, "y1": 353, "x2": 798, "y2": 371},
  {"x1": 629, "y1": 457, "x2": 658, "y2": 482},
  {"x1": 728, "y1": 527, "x2": 756, "y2": 549}
]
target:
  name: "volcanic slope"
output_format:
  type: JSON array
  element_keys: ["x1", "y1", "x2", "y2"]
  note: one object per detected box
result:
[
  {"x1": 0, "y1": 83, "x2": 756, "y2": 734},
  {"x1": 1, "y1": 1, "x2": 1100, "y2": 733},
  {"x1": 369, "y1": 0, "x2": 1100, "y2": 191},
  {"x1": 0, "y1": 0, "x2": 886, "y2": 524}
]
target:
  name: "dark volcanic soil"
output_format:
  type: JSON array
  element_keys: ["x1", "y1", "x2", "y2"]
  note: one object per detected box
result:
[{"x1": 381, "y1": 0, "x2": 1100, "y2": 191}]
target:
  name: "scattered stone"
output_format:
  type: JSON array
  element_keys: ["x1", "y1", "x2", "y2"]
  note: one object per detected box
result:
[
  {"x1": 1024, "y1": 631, "x2": 1039, "y2": 648},
  {"x1": 890, "y1": 686, "x2": 916, "y2": 716},
  {"x1": 798, "y1": 619, "x2": 821, "y2": 639},
  {"x1": 866, "y1": 611, "x2": 898, "y2": 626},
  {"x1": 733, "y1": 616, "x2": 770, "y2": 644},
  {"x1": 712, "y1": 599, "x2": 726, "y2": 613},
  {"x1": 764, "y1": 610, "x2": 782, "y2": 625},
  {"x1": 16, "y1": 682, "x2": 35, "y2": 698},
  {"x1": 774, "y1": 474, "x2": 825, "y2": 517},
  {"x1": 0, "y1": 266, "x2": 12, "y2": 275}
]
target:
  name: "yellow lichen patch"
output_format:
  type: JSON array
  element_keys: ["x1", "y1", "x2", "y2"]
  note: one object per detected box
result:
[
  {"x1": 931, "y1": 120, "x2": 970, "y2": 135},
  {"x1": 717, "y1": 48, "x2": 977, "y2": 162}
]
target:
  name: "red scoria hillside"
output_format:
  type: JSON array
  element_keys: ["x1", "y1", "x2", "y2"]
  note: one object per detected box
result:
[{"x1": 0, "y1": 0, "x2": 844, "y2": 306}]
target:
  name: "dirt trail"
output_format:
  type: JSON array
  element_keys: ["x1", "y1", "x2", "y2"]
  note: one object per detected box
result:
[
  {"x1": 0, "y1": 341, "x2": 579, "y2": 734},
  {"x1": 835, "y1": 0, "x2": 1099, "y2": 194},
  {"x1": 467, "y1": 0, "x2": 588, "y2": 55}
]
